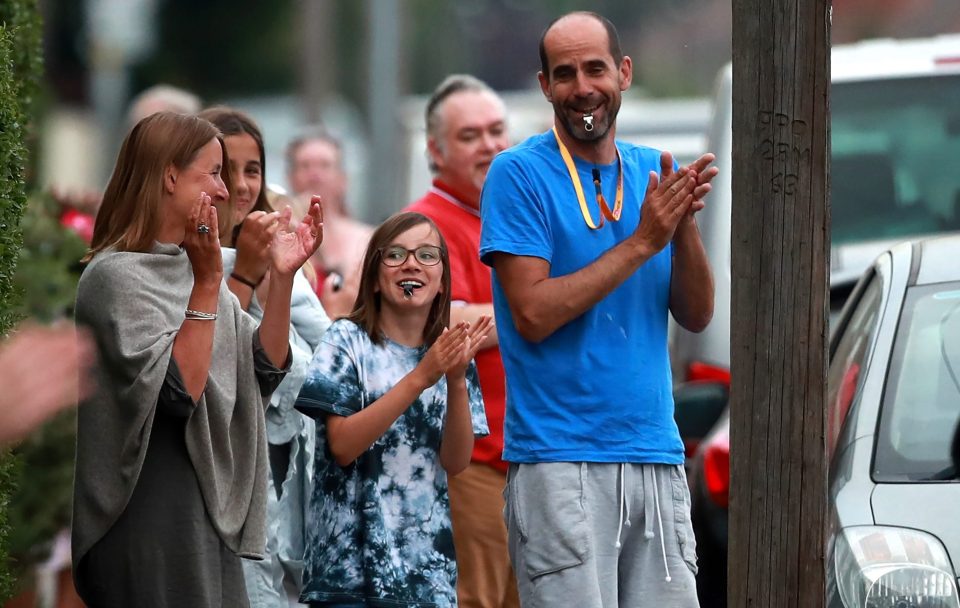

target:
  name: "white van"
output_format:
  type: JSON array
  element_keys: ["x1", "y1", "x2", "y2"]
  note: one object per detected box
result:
[{"x1": 673, "y1": 33, "x2": 960, "y2": 385}]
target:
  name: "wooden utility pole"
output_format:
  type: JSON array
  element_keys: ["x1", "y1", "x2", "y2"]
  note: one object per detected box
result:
[
  {"x1": 728, "y1": 1, "x2": 831, "y2": 607},
  {"x1": 300, "y1": 0, "x2": 336, "y2": 126}
]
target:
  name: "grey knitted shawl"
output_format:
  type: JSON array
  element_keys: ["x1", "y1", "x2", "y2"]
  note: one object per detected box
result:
[{"x1": 72, "y1": 242, "x2": 268, "y2": 568}]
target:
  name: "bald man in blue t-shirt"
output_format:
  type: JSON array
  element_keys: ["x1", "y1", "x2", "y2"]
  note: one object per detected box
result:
[{"x1": 479, "y1": 11, "x2": 717, "y2": 608}]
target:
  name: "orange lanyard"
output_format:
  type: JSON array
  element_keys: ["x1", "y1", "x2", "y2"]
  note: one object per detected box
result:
[{"x1": 552, "y1": 126, "x2": 623, "y2": 230}]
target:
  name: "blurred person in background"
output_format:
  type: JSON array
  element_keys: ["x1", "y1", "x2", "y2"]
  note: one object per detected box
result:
[
  {"x1": 51, "y1": 83, "x2": 203, "y2": 244},
  {"x1": 0, "y1": 322, "x2": 95, "y2": 446},
  {"x1": 405, "y1": 74, "x2": 517, "y2": 608},
  {"x1": 286, "y1": 131, "x2": 372, "y2": 318},
  {"x1": 201, "y1": 105, "x2": 332, "y2": 607},
  {"x1": 71, "y1": 111, "x2": 323, "y2": 607},
  {"x1": 126, "y1": 83, "x2": 202, "y2": 127}
]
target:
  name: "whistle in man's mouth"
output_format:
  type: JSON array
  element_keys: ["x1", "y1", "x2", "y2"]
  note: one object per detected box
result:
[{"x1": 583, "y1": 113, "x2": 594, "y2": 132}]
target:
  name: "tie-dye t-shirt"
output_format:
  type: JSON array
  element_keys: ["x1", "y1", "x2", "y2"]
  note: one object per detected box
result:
[{"x1": 294, "y1": 319, "x2": 488, "y2": 607}]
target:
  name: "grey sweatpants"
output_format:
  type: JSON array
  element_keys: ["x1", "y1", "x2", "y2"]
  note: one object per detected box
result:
[{"x1": 504, "y1": 462, "x2": 700, "y2": 608}]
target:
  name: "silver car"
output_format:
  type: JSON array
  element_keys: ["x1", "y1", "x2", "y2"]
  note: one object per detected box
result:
[{"x1": 826, "y1": 236, "x2": 960, "y2": 607}]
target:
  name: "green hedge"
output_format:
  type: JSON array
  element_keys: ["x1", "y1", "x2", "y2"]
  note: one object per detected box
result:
[
  {"x1": 0, "y1": 25, "x2": 28, "y2": 601},
  {"x1": 0, "y1": 0, "x2": 44, "y2": 601},
  {"x1": 5, "y1": 195, "x2": 85, "y2": 588}
]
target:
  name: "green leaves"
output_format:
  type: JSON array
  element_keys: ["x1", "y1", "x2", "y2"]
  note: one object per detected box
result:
[
  {"x1": 0, "y1": 26, "x2": 26, "y2": 337},
  {"x1": 0, "y1": 0, "x2": 45, "y2": 600}
]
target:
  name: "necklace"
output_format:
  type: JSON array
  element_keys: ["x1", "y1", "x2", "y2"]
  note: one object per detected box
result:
[{"x1": 552, "y1": 126, "x2": 623, "y2": 230}]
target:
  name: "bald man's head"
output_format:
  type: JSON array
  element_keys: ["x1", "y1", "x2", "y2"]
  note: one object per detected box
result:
[{"x1": 538, "y1": 12, "x2": 623, "y2": 81}]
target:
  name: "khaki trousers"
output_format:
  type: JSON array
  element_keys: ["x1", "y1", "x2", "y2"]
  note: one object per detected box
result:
[{"x1": 448, "y1": 463, "x2": 521, "y2": 608}]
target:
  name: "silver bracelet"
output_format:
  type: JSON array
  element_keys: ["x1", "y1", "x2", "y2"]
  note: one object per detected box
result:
[{"x1": 185, "y1": 308, "x2": 217, "y2": 321}]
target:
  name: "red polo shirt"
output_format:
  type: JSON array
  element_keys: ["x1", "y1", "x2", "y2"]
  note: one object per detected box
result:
[{"x1": 406, "y1": 180, "x2": 507, "y2": 473}]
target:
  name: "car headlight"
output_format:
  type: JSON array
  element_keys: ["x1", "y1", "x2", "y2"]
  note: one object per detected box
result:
[{"x1": 832, "y1": 526, "x2": 959, "y2": 608}]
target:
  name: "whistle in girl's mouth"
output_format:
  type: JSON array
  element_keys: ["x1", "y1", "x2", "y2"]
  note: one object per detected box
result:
[
  {"x1": 403, "y1": 285, "x2": 414, "y2": 299},
  {"x1": 583, "y1": 113, "x2": 594, "y2": 132}
]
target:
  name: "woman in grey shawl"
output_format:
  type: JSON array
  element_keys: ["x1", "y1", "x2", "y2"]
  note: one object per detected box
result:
[{"x1": 72, "y1": 111, "x2": 324, "y2": 608}]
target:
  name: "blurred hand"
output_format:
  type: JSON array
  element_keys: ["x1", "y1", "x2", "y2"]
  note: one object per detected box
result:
[
  {"x1": 319, "y1": 270, "x2": 358, "y2": 319},
  {"x1": 0, "y1": 323, "x2": 96, "y2": 446}
]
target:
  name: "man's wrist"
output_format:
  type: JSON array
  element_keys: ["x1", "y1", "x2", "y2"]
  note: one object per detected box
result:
[
  {"x1": 627, "y1": 233, "x2": 657, "y2": 262},
  {"x1": 673, "y1": 215, "x2": 700, "y2": 242}
]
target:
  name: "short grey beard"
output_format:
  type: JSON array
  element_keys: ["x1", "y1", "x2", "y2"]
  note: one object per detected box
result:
[{"x1": 559, "y1": 112, "x2": 612, "y2": 143}]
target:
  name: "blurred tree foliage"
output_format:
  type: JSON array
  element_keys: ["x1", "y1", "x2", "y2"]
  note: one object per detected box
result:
[
  {"x1": 12, "y1": 195, "x2": 86, "y2": 324},
  {"x1": 0, "y1": 0, "x2": 89, "y2": 599},
  {"x1": 127, "y1": 0, "x2": 704, "y2": 109},
  {"x1": 130, "y1": 0, "x2": 298, "y2": 101},
  {"x1": 4, "y1": 195, "x2": 85, "y2": 586},
  {"x1": 0, "y1": 0, "x2": 44, "y2": 600}
]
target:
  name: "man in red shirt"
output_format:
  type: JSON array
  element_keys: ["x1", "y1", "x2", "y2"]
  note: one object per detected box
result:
[{"x1": 405, "y1": 74, "x2": 516, "y2": 608}]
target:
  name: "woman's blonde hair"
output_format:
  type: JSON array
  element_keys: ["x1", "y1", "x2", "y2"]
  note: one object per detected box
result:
[{"x1": 85, "y1": 112, "x2": 223, "y2": 261}]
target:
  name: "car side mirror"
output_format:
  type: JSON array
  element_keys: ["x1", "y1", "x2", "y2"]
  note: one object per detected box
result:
[{"x1": 674, "y1": 381, "x2": 728, "y2": 449}]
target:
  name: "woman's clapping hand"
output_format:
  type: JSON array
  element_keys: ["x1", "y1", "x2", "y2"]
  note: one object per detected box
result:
[
  {"x1": 182, "y1": 192, "x2": 223, "y2": 286},
  {"x1": 270, "y1": 196, "x2": 324, "y2": 276}
]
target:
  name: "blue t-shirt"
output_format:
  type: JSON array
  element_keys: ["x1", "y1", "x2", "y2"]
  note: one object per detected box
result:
[
  {"x1": 479, "y1": 130, "x2": 683, "y2": 465},
  {"x1": 294, "y1": 319, "x2": 488, "y2": 607}
]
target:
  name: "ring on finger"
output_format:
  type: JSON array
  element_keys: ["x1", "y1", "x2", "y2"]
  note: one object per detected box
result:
[{"x1": 197, "y1": 223, "x2": 211, "y2": 234}]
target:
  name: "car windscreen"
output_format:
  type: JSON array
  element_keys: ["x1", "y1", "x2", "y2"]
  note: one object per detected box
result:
[
  {"x1": 873, "y1": 282, "x2": 960, "y2": 482},
  {"x1": 832, "y1": 74, "x2": 960, "y2": 246}
]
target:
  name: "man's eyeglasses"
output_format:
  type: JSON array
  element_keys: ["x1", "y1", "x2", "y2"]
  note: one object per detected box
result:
[{"x1": 379, "y1": 245, "x2": 443, "y2": 267}]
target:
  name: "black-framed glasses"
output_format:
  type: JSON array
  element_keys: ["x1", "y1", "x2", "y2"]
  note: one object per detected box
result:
[{"x1": 379, "y1": 245, "x2": 443, "y2": 267}]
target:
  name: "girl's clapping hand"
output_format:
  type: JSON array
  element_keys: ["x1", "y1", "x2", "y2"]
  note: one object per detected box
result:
[
  {"x1": 413, "y1": 322, "x2": 470, "y2": 388},
  {"x1": 447, "y1": 316, "x2": 492, "y2": 380}
]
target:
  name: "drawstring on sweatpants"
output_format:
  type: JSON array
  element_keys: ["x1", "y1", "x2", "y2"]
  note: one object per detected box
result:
[
  {"x1": 651, "y1": 471, "x2": 672, "y2": 583},
  {"x1": 638, "y1": 465, "x2": 673, "y2": 583},
  {"x1": 614, "y1": 463, "x2": 632, "y2": 548},
  {"x1": 613, "y1": 465, "x2": 673, "y2": 583}
]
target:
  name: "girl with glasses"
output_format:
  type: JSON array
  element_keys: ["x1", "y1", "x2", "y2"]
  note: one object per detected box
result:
[{"x1": 294, "y1": 212, "x2": 491, "y2": 608}]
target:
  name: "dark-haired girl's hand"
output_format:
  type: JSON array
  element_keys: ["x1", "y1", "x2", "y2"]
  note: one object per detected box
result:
[
  {"x1": 182, "y1": 192, "x2": 223, "y2": 288},
  {"x1": 233, "y1": 210, "x2": 279, "y2": 285}
]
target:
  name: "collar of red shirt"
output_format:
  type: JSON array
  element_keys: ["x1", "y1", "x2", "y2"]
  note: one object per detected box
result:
[{"x1": 430, "y1": 180, "x2": 480, "y2": 218}]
